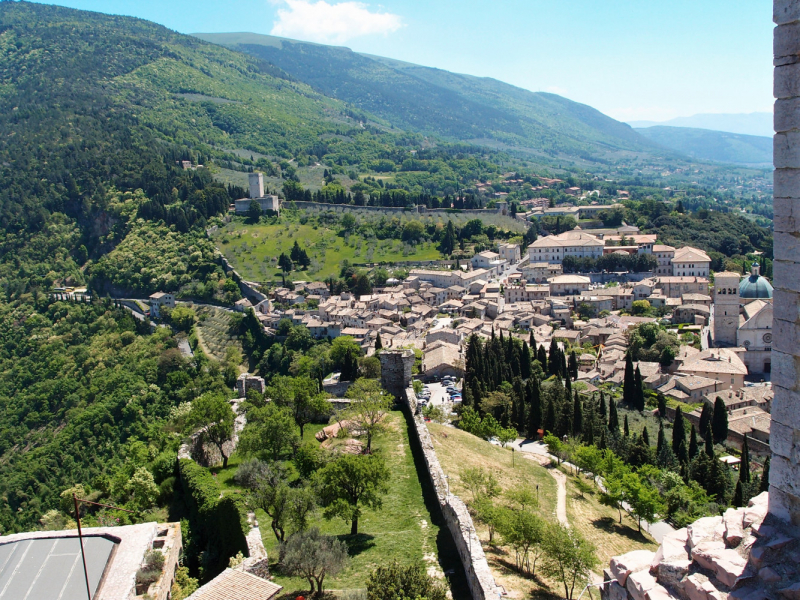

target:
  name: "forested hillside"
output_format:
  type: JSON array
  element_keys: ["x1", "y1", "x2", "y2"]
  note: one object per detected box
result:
[
  {"x1": 635, "y1": 126, "x2": 772, "y2": 166},
  {"x1": 195, "y1": 32, "x2": 666, "y2": 162}
]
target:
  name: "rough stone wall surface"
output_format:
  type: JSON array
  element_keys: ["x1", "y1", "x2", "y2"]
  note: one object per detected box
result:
[
  {"x1": 404, "y1": 386, "x2": 501, "y2": 600},
  {"x1": 772, "y1": 0, "x2": 800, "y2": 527},
  {"x1": 379, "y1": 349, "x2": 415, "y2": 399}
]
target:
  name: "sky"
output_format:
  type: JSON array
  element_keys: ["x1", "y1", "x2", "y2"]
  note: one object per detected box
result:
[{"x1": 30, "y1": 0, "x2": 775, "y2": 123}]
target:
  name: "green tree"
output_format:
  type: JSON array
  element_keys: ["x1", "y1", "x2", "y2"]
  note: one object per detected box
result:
[
  {"x1": 316, "y1": 454, "x2": 390, "y2": 535},
  {"x1": 541, "y1": 523, "x2": 599, "y2": 600},
  {"x1": 126, "y1": 467, "x2": 159, "y2": 511},
  {"x1": 440, "y1": 220, "x2": 457, "y2": 255},
  {"x1": 459, "y1": 467, "x2": 501, "y2": 502},
  {"x1": 759, "y1": 457, "x2": 771, "y2": 493},
  {"x1": 278, "y1": 252, "x2": 293, "y2": 273},
  {"x1": 712, "y1": 397, "x2": 729, "y2": 444},
  {"x1": 366, "y1": 561, "x2": 447, "y2": 600},
  {"x1": 268, "y1": 376, "x2": 330, "y2": 439},
  {"x1": 239, "y1": 403, "x2": 299, "y2": 461},
  {"x1": 498, "y1": 508, "x2": 546, "y2": 575},
  {"x1": 187, "y1": 393, "x2": 236, "y2": 468},
  {"x1": 622, "y1": 472, "x2": 664, "y2": 533},
  {"x1": 672, "y1": 407, "x2": 688, "y2": 464},
  {"x1": 169, "y1": 305, "x2": 196, "y2": 331},
  {"x1": 247, "y1": 199, "x2": 262, "y2": 222},
  {"x1": 375, "y1": 333, "x2": 383, "y2": 350},
  {"x1": 281, "y1": 527, "x2": 349, "y2": 596},
  {"x1": 344, "y1": 378, "x2": 392, "y2": 453}
]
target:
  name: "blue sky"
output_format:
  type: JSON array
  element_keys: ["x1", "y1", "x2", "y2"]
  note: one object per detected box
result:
[{"x1": 32, "y1": 0, "x2": 774, "y2": 122}]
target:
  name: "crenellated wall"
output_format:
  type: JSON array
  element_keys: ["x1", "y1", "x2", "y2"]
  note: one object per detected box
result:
[{"x1": 771, "y1": 0, "x2": 800, "y2": 527}]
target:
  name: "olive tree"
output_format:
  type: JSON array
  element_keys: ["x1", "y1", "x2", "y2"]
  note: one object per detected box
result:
[{"x1": 281, "y1": 527, "x2": 349, "y2": 595}]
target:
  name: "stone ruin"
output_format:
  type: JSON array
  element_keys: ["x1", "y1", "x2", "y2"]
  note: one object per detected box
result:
[
  {"x1": 601, "y1": 492, "x2": 800, "y2": 600},
  {"x1": 235, "y1": 373, "x2": 265, "y2": 398}
]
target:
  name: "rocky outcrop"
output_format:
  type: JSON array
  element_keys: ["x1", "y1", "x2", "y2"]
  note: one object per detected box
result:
[{"x1": 602, "y1": 493, "x2": 800, "y2": 600}]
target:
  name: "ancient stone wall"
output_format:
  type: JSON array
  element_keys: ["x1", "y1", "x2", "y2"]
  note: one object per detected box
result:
[
  {"x1": 771, "y1": 0, "x2": 800, "y2": 527},
  {"x1": 404, "y1": 386, "x2": 501, "y2": 600},
  {"x1": 379, "y1": 349, "x2": 415, "y2": 400}
]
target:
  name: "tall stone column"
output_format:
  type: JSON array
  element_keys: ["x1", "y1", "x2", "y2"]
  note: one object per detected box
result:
[{"x1": 771, "y1": 0, "x2": 800, "y2": 525}]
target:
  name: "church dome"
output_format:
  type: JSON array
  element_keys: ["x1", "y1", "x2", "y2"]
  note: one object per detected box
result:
[{"x1": 739, "y1": 263, "x2": 773, "y2": 299}]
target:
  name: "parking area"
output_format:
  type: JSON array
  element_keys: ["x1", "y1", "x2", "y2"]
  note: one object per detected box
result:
[{"x1": 416, "y1": 379, "x2": 462, "y2": 409}]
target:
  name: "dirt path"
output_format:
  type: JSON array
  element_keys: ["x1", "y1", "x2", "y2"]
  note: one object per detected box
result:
[{"x1": 522, "y1": 453, "x2": 568, "y2": 527}]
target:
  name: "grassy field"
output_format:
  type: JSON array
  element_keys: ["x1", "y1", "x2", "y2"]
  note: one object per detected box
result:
[
  {"x1": 212, "y1": 219, "x2": 442, "y2": 282},
  {"x1": 210, "y1": 411, "x2": 467, "y2": 597},
  {"x1": 427, "y1": 423, "x2": 657, "y2": 600}
]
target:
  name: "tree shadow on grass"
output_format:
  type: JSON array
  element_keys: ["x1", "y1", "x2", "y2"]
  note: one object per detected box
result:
[
  {"x1": 336, "y1": 533, "x2": 376, "y2": 557},
  {"x1": 592, "y1": 516, "x2": 651, "y2": 543}
]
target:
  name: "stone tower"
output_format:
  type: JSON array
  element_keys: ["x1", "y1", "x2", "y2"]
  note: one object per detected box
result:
[
  {"x1": 248, "y1": 172, "x2": 264, "y2": 199},
  {"x1": 379, "y1": 349, "x2": 415, "y2": 401},
  {"x1": 713, "y1": 271, "x2": 740, "y2": 347},
  {"x1": 772, "y1": 0, "x2": 800, "y2": 526}
]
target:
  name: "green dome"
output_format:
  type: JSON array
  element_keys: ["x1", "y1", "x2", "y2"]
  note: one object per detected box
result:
[{"x1": 739, "y1": 273, "x2": 773, "y2": 299}]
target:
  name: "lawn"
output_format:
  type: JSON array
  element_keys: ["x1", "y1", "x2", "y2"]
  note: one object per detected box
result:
[
  {"x1": 212, "y1": 219, "x2": 442, "y2": 282},
  {"x1": 210, "y1": 411, "x2": 465, "y2": 597},
  {"x1": 427, "y1": 423, "x2": 657, "y2": 600}
]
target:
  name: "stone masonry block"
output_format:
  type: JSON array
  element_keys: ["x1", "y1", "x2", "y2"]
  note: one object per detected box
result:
[
  {"x1": 776, "y1": 63, "x2": 800, "y2": 98},
  {"x1": 775, "y1": 22, "x2": 800, "y2": 59},
  {"x1": 627, "y1": 570, "x2": 658, "y2": 600},
  {"x1": 775, "y1": 0, "x2": 800, "y2": 25},
  {"x1": 770, "y1": 419, "x2": 798, "y2": 460},
  {"x1": 771, "y1": 454, "x2": 800, "y2": 498},
  {"x1": 774, "y1": 316, "x2": 800, "y2": 356},
  {"x1": 773, "y1": 168, "x2": 800, "y2": 199},
  {"x1": 773, "y1": 289, "x2": 800, "y2": 322},
  {"x1": 776, "y1": 97, "x2": 800, "y2": 132},
  {"x1": 772, "y1": 383, "x2": 800, "y2": 428},
  {"x1": 770, "y1": 351, "x2": 800, "y2": 390},
  {"x1": 776, "y1": 132, "x2": 800, "y2": 167},
  {"x1": 773, "y1": 259, "x2": 800, "y2": 292},
  {"x1": 768, "y1": 484, "x2": 800, "y2": 527}
]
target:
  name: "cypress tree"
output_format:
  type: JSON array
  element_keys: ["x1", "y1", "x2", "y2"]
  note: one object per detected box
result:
[
  {"x1": 623, "y1": 354, "x2": 635, "y2": 406},
  {"x1": 608, "y1": 398, "x2": 619, "y2": 433},
  {"x1": 557, "y1": 388, "x2": 573, "y2": 438},
  {"x1": 739, "y1": 434, "x2": 751, "y2": 485},
  {"x1": 689, "y1": 426, "x2": 699, "y2": 459},
  {"x1": 733, "y1": 480, "x2": 744, "y2": 508},
  {"x1": 529, "y1": 330, "x2": 536, "y2": 348},
  {"x1": 633, "y1": 366, "x2": 645, "y2": 411},
  {"x1": 657, "y1": 393, "x2": 667, "y2": 419},
  {"x1": 521, "y1": 342, "x2": 532, "y2": 380},
  {"x1": 599, "y1": 429, "x2": 607, "y2": 450},
  {"x1": 572, "y1": 391, "x2": 583, "y2": 438},
  {"x1": 549, "y1": 339, "x2": 559, "y2": 377},
  {"x1": 544, "y1": 396, "x2": 556, "y2": 434},
  {"x1": 623, "y1": 414, "x2": 630, "y2": 437},
  {"x1": 527, "y1": 378, "x2": 542, "y2": 438},
  {"x1": 712, "y1": 397, "x2": 729, "y2": 444},
  {"x1": 560, "y1": 351, "x2": 568, "y2": 381},
  {"x1": 375, "y1": 333, "x2": 383, "y2": 350},
  {"x1": 657, "y1": 421, "x2": 666, "y2": 455},
  {"x1": 569, "y1": 351, "x2": 578, "y2": 380},
  {"x1": 599, "y1": 392, "x2": 607, "y2": 420},
  {"x1": 672, "y1": 407, "x2": 688, "y2": 463},
  {"x1": 759, "y1": 457, "x2": 770, "y2": 493},
  {"x1": 699, "y1": 402, "x2": 712, "y2": 438},
  {"x1": 584, "y1": 400, "x2": 595, "y2": 445},
  {"x1": 704, "y1": 422, "x2": 715, "y2": 459},
  {"x1": 642, "y1": 425, "x2": 650, "y2": 446},
  {"x1": 538, "y1": 345, "x2": 548, "y2": 371}
]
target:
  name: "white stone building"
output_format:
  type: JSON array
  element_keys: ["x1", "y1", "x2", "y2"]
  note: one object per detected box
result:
[{"x1": 527, "y1": 231, "x2": 604, "y2": 265}]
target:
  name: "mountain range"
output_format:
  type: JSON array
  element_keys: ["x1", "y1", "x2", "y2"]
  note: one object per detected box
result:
[
  {"x1": 628, "y1": 112, "x2": 773, "y2": 138},
  {"x1": 635, "y1": 126, "x2": 772, "y2": 166},
  {"x1": 193, "y1": 32, "x2": 665, "y2": 164}
]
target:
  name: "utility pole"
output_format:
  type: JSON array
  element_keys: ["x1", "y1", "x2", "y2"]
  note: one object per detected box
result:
[{"x1": 73, "y1": 495, "x2": 134, "y2": 600}]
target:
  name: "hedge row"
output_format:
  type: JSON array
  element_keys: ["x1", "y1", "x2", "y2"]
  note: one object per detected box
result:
[{"x1": 178, "y1": 458, "x2": 249, "y2": 579}]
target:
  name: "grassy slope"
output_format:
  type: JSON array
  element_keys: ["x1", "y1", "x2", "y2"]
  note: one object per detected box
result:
[
  {"x1": 193, "y1": 32, "x2": 665, "y2": 164},
  {"x1": 213, "y1": 219, "x2": 440, "y2": 282},
  {"x1": 428, "y1": 423, "x2": 657, "y2": 599},
  {"x1": 211, "y1": 412, "x2": 449, "y2": 593}
]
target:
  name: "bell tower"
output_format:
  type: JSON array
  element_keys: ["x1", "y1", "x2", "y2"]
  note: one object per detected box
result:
[{"x1": 713, "y1": 271, "x2": 740, "y2": 347}]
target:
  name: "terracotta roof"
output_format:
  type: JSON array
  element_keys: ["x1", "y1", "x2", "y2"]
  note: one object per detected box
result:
[{"x1": 188, "y1": 568, "x2": 282, "y2": 600}]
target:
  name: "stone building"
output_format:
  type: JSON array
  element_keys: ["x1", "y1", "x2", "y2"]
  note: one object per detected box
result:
[{"x1": 713, "y1": 271, "x2": 741, "y2": 346}]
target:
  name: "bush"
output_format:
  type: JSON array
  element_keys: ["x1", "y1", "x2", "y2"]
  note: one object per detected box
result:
[{"x1": 366, "y1": 561, "x2": 447, "y2": 600}]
